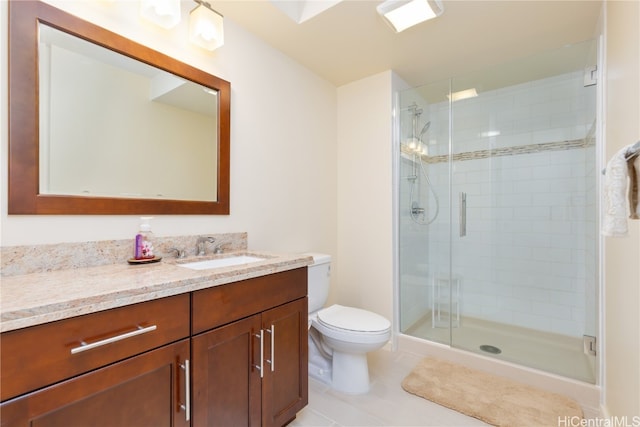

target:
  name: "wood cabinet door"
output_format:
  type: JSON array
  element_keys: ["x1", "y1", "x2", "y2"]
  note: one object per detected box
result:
[
  {"x1": 0, "y1": 339, "x2": 190, "y2": 427},
  {"x1": 261, "y1": 298, "x2": 308, "y2": 427},
  {"x1": 192, "y1": 314, "x2": 262, "y2": 427}
]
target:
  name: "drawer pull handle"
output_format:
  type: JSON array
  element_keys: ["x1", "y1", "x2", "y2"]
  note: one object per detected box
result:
[{"x1": 70, "y1": 324, "x2": 157, "y2": 354}]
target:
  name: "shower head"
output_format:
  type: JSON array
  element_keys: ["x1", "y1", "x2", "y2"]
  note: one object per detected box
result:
[{"x1": 419, "y1": 121, "x2": 431, "y2": 138}]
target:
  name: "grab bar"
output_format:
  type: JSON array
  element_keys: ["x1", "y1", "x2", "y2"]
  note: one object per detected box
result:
[{"x1": 459, "y1": 192, "x2": 467, "y2": 237}]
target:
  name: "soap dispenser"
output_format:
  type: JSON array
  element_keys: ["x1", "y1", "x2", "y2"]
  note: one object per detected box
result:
[{"x1": 134, "y1": 217, "x2": 155, "y2": 260}]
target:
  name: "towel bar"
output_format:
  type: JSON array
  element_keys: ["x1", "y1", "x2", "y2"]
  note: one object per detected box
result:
[
  {"x1": 626, "y1": 141, "x2": 640, "y2": 160},
  {"x1": 602, "y1": 140, "x2": 640, "y2": 175}
]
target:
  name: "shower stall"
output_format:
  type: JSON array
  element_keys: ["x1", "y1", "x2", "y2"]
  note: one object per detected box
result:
[{"x1": 396, "y1": 39, "x2": 600, "y2": 384}]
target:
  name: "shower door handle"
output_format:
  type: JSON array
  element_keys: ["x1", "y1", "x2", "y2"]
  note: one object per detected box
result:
[{"x1": 459, "y1": 192, "x2": 467, "y2": 237}]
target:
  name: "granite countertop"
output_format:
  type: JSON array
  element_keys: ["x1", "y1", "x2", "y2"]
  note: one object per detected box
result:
[{"x1": 1, "y1": 251, "x2": 313, "y2": 333}]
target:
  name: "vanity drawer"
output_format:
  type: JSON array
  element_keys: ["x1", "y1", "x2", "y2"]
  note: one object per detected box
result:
[
  {"x1": 0, "y1": 293, "x2": 190, "y2": 402},
  {"x1": 192, "y1": 267, "x2": 307, "y2": 334}
]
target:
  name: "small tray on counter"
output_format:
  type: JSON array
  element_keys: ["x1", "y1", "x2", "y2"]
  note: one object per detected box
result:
[{"x1": 127, "y1": 256, "x2": 162, "y2": 265}]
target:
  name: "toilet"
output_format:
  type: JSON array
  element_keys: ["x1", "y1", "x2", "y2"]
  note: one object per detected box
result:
[{"x1": 306, "y1": 253, "x2": 391, "y2": 394}]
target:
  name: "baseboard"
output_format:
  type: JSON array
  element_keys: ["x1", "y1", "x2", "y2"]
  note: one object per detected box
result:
[{"x1": 600, "y1": 404, "x2": 610, "y2": 419}]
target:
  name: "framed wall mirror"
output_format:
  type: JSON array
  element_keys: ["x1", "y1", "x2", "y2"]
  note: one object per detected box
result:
[{"x1": 8, "y1": 0, "x2": 230, "y2": 215}]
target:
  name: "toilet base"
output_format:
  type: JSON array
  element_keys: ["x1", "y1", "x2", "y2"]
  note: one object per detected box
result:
[
  {"x1": 308, "y1": 334, "x2": 372, "y2": 394},
  {"x1": 308, "y1": 348, "x2": 332, "y2": 385},
  {"x1": 331, "y1": 351, "x2": 370, "y2": 394}
]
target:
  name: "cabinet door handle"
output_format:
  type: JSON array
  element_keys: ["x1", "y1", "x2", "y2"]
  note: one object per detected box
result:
[
  {"x1": 264, "y1": 325, "x2": 275, "y2": 372},
  {"x1": 253, "y1": 330, "x2": 264, "y2": 378},
  {"x1": 179, "y1": 359, "x2": 191, "y2": 422},
  {"x1": 70, "y1": 324, "x2": 157, "y2": 354}
]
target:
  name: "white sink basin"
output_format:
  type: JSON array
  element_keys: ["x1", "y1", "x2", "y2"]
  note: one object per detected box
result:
[{"x1": 178, "y1": 255, "x2": 267, "y2": 270}]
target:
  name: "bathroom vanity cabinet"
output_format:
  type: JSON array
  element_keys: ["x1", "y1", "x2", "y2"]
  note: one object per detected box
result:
[
  {"x1": 191, "y1": 268, "x2": 308, "y2": 426},
  {"x1": 0, "y1": 267, "x2": 308, "y2": 427}
]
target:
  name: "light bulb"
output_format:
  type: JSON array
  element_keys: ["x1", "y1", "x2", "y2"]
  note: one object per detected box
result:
[
  {"x1": 189, "y1": 2, "x2": 224, "y2": 51},
  {"x1": 140, "y1": 0, "x2": 181, "y2": 29}
]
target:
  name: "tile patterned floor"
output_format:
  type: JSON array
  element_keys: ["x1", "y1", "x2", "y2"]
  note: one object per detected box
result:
[{"x1": 291, "y1": 349, "x2": 489, "y2": 427}]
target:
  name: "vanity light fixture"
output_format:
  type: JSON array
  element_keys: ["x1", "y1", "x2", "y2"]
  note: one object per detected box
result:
[
  {"x1": 377, "y1": 0, "x2": 443, "y2": 33},
  {"x1": 189, "y1": 0, "x2": 224, "y2": 51},
  {"x1": 140, "y1": 0, "x2": 181, "y2": 29}
]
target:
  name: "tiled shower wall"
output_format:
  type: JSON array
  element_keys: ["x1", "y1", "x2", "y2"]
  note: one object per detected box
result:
[{"x1": 399, "y1": 70, "x2": 597, "y2": 338}]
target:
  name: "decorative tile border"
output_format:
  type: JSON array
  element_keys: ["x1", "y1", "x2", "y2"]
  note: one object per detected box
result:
[{"x1": 402, "y1": 137, "x2": 595, "y2": 164}]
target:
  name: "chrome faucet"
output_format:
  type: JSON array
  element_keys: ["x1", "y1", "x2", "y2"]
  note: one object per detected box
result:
[
  {"x1": 168, "y1": 247, "x2": 187, "y2": 259},
  {"x1": 212, "y1": 242, "x2": 225, "y2": 254},
  {"x1": 196, "y1": 236, "x2": 216, "y2": 256}
]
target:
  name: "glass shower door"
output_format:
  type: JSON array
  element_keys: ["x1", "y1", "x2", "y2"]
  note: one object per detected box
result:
[
  {"x1": 448, "y1": 41, "x2": 598, "y2": 383},
  {"x1": 397, "y1": 39, "x2": 599, "y2": 384}
]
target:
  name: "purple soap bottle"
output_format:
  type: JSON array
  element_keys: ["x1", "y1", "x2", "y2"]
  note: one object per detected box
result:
[{"x1": 134, "y1": 217, "x2": 155, "y2": 260}]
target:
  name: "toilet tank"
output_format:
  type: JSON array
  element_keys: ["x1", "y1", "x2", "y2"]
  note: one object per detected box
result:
[{"x1": 305, "y1": 253, "x2": 331, "y2": 313}]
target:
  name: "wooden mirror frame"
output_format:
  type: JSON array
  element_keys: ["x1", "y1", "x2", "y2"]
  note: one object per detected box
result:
[{"x1": 8, "y1": 0, "x2": 230, "y2": 215}]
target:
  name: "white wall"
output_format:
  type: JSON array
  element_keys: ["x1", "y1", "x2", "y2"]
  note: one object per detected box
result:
[
  {"x1": 335, "y1": 71, "x2": 400, "y2": 322},
  {"x1": 0, "y1": 1, "x2": 337, "y2": 259},
  {"x1": 603, "y1": 0, "x2": 640, "y2": 418}
]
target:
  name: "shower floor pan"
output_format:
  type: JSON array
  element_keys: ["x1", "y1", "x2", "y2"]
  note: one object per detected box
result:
[{"x1": 404, "y1": 315, "x2": 596, "y2": 384}]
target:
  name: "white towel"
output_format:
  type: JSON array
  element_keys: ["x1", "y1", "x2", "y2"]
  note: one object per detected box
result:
[{"x1": 602, "y1": 147, "x2": 631, "y2": 236}]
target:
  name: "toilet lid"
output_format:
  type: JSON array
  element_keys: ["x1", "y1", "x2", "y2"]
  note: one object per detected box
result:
[{"x1": 317, "y1": 304, "x2": 390, "y2": 333}]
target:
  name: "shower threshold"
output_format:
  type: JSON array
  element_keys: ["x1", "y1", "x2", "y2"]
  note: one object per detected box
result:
[{"x1": 403, "y1": 314, "x2": 596, "y2": 384}]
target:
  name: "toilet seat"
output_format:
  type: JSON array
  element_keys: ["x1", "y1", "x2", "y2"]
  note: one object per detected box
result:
[{"x1": 317, "y1": 304, "x2": 391, "y2": 333}]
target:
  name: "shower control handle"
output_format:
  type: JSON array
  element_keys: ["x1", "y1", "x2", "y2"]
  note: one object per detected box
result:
[{"x1": 459, "y1": 192, "x2": 467, "y2": 237}]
